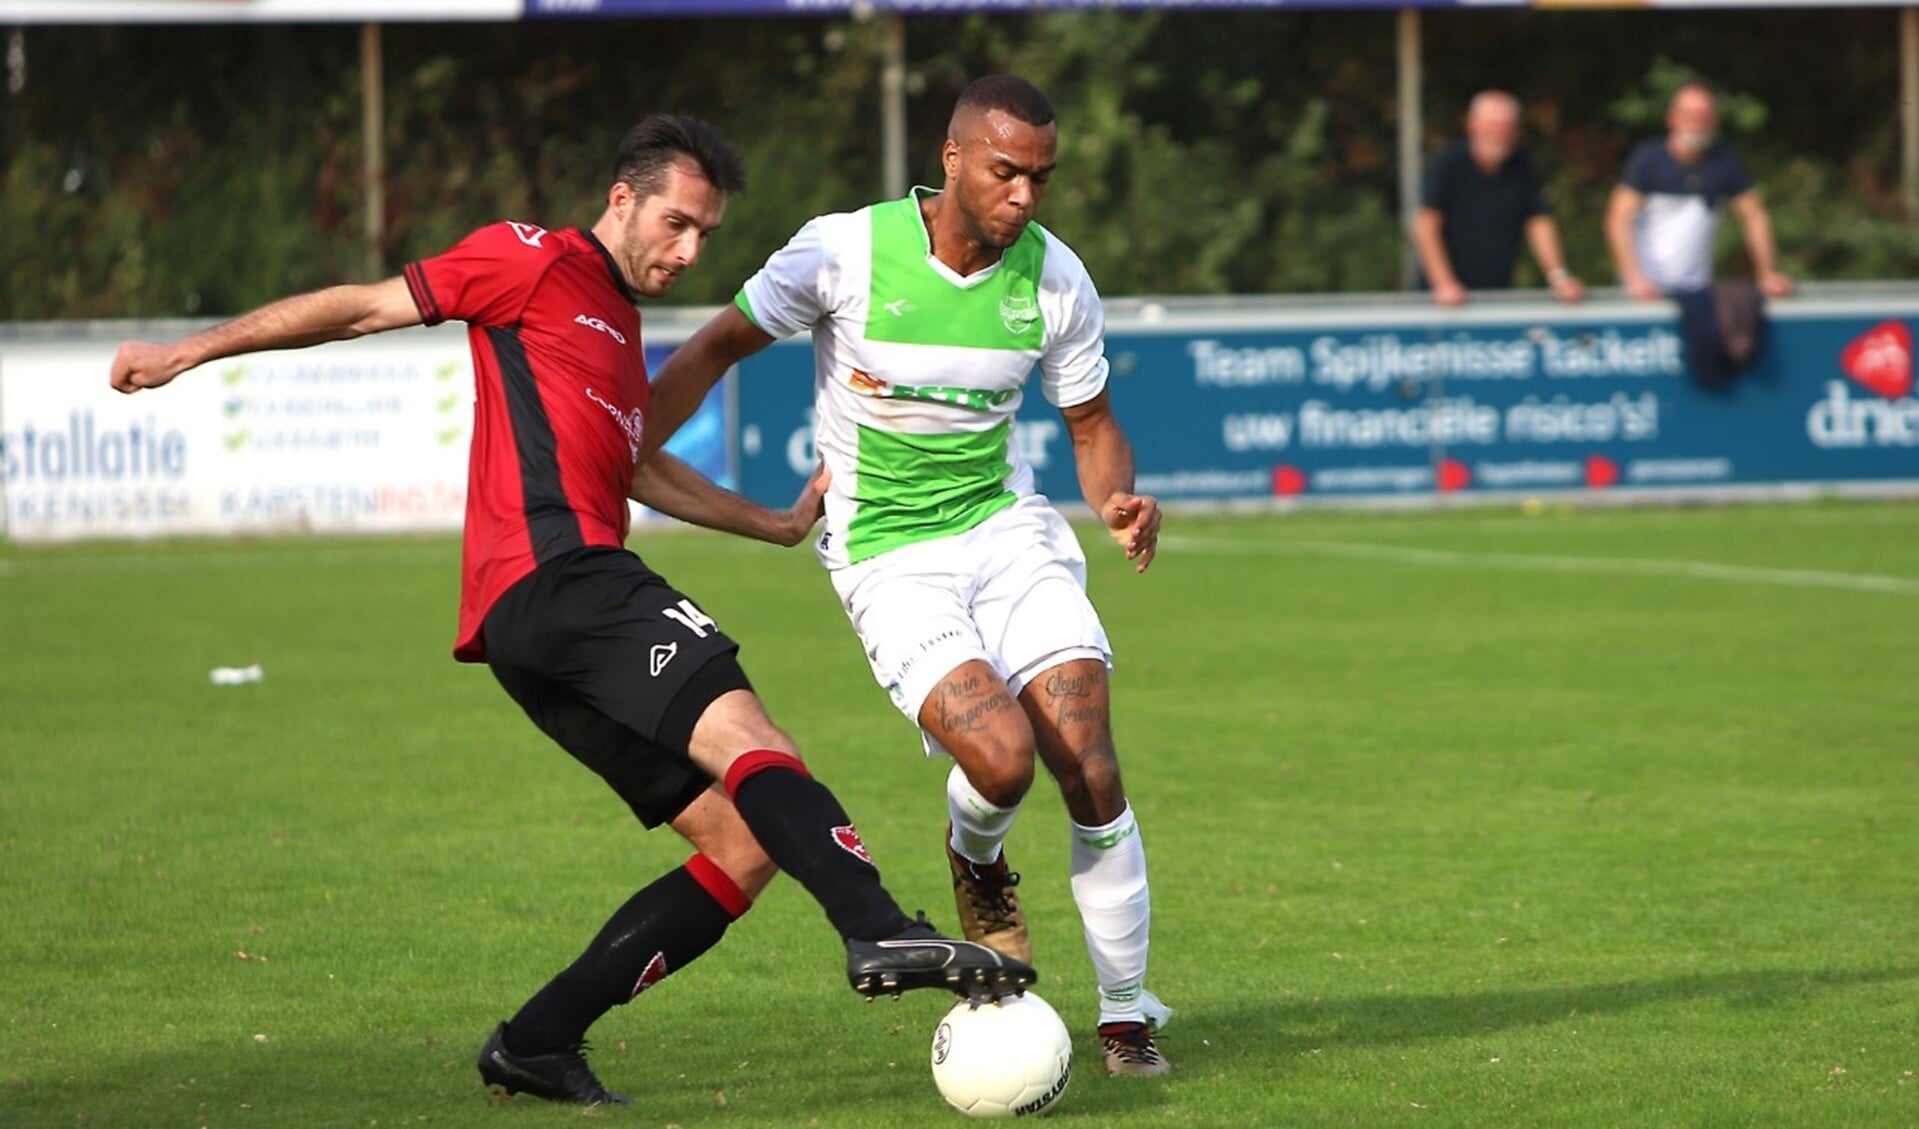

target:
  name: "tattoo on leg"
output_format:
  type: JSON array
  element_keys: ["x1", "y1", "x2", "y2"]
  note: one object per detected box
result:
[
  {"x1": 1041, "y1": 668, "x2": 1091, "y2": 701},
  {"x1": 1041, "y1": 667, "x2": 1103, "y2": 729},
  {"x1": 933, "y1": 674, "x2": 1015, "y2": 738}
]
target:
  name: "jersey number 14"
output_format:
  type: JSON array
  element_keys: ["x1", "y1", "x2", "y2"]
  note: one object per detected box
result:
[{"x1": 662, "y1": 599, "x2": 718, "y2": 639}]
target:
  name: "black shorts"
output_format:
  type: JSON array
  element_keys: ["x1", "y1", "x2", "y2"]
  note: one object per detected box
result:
[{"x1": 482, "y1": 546, "x2": 753, "y2": 828}]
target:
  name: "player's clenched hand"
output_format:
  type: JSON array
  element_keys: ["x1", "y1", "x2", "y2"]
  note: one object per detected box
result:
[
  {"x1": 109, "y1": 341, "x2": 186, "y2": 394},
  {"x1": 776, "y1": 463, "x2": 831, "y2": 547},
  {"x1": 1101, "y1": 491, "x2": 1160, "y2": 574}
]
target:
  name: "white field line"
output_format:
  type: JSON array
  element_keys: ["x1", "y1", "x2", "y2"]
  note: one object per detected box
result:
[
  {"x1": 0, "y1": 527, "x2": 783, "y2": 580},
  {"x1": 0, "y1": 542, "x2": 458, "y2": 579},
  {"x1": 1163, "y1": 536, "x2": 1919, "y2": 595}
]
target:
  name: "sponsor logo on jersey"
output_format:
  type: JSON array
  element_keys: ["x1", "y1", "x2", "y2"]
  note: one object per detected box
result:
[
  {"x1": 882, "y1": 298, "x2": 914, "y2": 317},
  {"x1": 901, "y1": 385, "x2": 1017, "y2": 411},
  {"x1": 845, "y1": 368, "x2": 1017, "y2": 412},
  {"x1": 628, "y1": 951, "x2": 669, "y2": 999},
  {"x1": 575, "y1": 313, "x2": 629, "y2": 346},
  {"x1": 999, "y1": 293, "x2": 1039, "y2": 335},
  {"x1": 584, "y1": 386, "x2": 644, "y2": 462},
  {"x1": 649, "y1": 642, "x2": 678, "y2": 677},
  {"x1": 831, "y1": 824, "x2": 875, "y2": 865}
]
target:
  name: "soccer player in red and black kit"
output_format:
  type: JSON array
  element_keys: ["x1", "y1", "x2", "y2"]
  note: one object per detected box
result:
[{"x1": 108, "y1": 114, "x2": 1034, "y2": 1108}]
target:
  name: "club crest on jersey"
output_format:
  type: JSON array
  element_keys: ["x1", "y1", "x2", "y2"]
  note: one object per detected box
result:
[
  {"x1": 831, "y1": 824, "x2": 874, "y2": 865},
  {"x1": 999, "y1": 293, "x2": 1039, "y2": 336},
  {"x1": 628, "y1": 951, "x2": 669, "y2": 999}
]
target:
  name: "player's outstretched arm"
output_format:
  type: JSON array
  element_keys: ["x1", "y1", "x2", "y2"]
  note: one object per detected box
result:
[
  {"x1": 631, "y1": 450, "x2": 825, "y2": 547},
  {"x1": 1060, "y1": 390, "x2": 1160, "y2": 574},
  {"x1": 109, "y1": 278, "x2": 423, "y2": 394},
  {"x1": 641, "y1": 305, "x2": 775, "y2": 462}
]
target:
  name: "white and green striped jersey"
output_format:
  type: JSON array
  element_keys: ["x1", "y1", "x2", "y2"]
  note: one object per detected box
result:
[{"x1": 736, "y1": 188, "x2": 1110, "y2": 570}]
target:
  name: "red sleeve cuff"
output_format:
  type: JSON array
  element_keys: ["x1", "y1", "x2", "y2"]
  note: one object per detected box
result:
[{"x1": 403, "y1": 261, "x2": 444, "y2": 326}]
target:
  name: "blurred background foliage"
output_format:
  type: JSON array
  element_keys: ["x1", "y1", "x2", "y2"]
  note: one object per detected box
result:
[{"x1": 2, "y1": 6, "x2": 1915, "y2": 319}]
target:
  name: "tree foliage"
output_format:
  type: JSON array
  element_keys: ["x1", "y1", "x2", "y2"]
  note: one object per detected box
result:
[{"x1": 1, "y1": 7, "x2": 1914, "y2": 320}]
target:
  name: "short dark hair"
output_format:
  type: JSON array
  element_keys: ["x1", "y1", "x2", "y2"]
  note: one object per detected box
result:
[
  {"x1": 952, "y1": 75, "x2": 1055, "y2": 130},
  {"x1": 613, "y1": 113, "x2": 746, "y2": 200}
]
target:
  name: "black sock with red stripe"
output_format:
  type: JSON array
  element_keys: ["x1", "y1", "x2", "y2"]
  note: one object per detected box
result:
[
  {"x1": 724, "y1": 749, "x2": 912, "y2": 943},
  {"x1": 501, "y1": 856, "x2": 749, "y2": 1057}
]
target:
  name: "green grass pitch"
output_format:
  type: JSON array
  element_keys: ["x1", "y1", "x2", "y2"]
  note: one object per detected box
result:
[{"x1": 2, "y1": 500, "x2": 1916, "y2": 1128}]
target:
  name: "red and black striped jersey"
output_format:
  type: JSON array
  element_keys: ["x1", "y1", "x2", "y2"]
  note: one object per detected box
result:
[{"x1": 405, "y1": 222, "x2": 649, "y2": 662}]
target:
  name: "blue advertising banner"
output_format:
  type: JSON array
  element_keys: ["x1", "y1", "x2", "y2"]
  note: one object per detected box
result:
[
  {"x1": 732, "y1": 298, "x2": 1919, "y2": 510},
  {"x1": 646, "y1": 341, "x2": 731, "y2": 490}
]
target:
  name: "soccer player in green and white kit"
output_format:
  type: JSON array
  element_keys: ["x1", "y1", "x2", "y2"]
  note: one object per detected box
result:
[{"x1": 644, "y1": 76, "x2": 1171, "y2": 1075}]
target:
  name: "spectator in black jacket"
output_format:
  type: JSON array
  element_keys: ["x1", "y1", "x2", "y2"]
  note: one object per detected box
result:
[{"x1": 1414, "y1": 90, "x2": 1584, "y2": 307}]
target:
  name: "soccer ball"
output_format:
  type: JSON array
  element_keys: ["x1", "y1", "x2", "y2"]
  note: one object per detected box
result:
[{"x1": 929, "y1": 992, "x2": 1072, "y2": 1119}]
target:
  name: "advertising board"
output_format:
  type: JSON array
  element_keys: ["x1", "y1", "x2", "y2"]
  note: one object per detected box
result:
[
  {"x1": 0, "y1": 330, "x2": 726, "y2": 541},
  {"x1": 732, "y1": 298, "x2": 1919, "y2": 510}
]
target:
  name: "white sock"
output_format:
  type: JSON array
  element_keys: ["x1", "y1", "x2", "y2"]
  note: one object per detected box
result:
[
  {"x1": 1070, "y1": 803, "x2": 1159, "y2": 1025},
  {"x1": 946, "y1": 762, "x2": 1020, "y2": 866}
]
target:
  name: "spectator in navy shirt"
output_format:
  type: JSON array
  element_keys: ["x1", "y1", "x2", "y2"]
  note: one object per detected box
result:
[
  {"x1": 1606, "y1": 81, "x2": 1793, "y2": 301},
  {"x1": 1413, "y1": 90, "x2": 1584, "y2": 307}
]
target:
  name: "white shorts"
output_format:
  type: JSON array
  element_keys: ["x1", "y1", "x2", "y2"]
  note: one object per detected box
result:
[{"x1": 829, "y1": 495, "x2": 1112, "y2": 756}]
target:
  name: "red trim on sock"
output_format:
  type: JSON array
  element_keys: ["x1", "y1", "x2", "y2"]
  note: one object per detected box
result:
[
  {"x1": 722, "y1": 749, "x2": 810, "y2": 796},
  {"x1": 685, "y1": 854, "x2": 753, "y2": 920}
]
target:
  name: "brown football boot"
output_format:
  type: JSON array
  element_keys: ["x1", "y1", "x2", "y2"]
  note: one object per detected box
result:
[{"x1": 946, "y1": 831, "x2": 1033, "y2": 965}]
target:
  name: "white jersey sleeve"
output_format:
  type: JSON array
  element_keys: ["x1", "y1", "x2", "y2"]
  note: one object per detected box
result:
[
  {"x1": 737, "y1": 217, "x2": 837, "y2": 340},
  {"x1": 1037, "y1": 239, "x2": 1110, "y2": 409}
]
